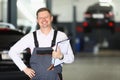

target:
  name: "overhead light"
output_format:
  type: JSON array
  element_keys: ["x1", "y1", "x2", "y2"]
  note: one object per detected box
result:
[
  {"x1": 99, "y1": 2, "x2": 111, "y2": 6},
  {"x1": 17, "y1": 0, "x2": 36, "y2": 22},
  {"x1": 30, "y1": 0, "x2": 46, "y2": 9},
  {"x1": 99, "y1": 0, "x2": 112, "y2": 3}
]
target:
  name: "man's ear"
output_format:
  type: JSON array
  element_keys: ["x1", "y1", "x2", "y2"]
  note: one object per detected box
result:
[{"x1": 51, "y1": 16, "x2": 53, "y2": 22}]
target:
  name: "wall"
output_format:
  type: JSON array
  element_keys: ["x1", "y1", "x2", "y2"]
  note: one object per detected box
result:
[
  {"x1": 0, "y1": 0, "x2": 7, "y2": 22},
  {"x1": 0, "y1": 0, "x2": 120, "y2": 25},
  {"x1": 52, "y1": 0, "x2": 120, "y2": 22}
]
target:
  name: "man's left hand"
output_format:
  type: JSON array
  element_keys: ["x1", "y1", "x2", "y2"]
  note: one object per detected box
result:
[{"x1": 52, "y1": 47, "x2": 63, "y2": 60}]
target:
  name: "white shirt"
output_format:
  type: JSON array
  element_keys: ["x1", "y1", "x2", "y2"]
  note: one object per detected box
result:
[{"x1": 8, "y1": 28, "x2": 74, "y2": 71}]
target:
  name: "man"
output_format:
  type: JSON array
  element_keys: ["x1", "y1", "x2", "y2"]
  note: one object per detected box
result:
[{"x1": 9, "y1": 7, "x2": 74, "y2": 80}]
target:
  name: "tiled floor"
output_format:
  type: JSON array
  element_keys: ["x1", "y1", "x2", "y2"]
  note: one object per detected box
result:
[{"x1": 62, "y1": 53, "x2": 120, "y2": 80}]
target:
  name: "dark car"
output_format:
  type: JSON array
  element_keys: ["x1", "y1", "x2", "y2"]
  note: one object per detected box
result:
[
  {"x1": 0, "y1": 22, "x2": 30, "y2": 80},
  {"x1": 0, "y1": 22, "x2": 24, "y2": 51},
  {"x1": 82, "y1": 2, "x2": 115, "y2": 33}
]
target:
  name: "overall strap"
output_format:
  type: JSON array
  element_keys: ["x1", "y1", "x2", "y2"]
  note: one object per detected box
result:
[
  {"x1": 33, "y1": 31, "x2": 39, "y2": 47},
  {"x1": 33, "y1": 30, "x2": 58, "y2": 48},
  {"x1": 51, "y1": 30, "x2": 57, "y2": 47}
]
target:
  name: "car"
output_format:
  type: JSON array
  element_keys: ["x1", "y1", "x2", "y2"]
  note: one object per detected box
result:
[
  {"x1": 0, "y1": 22, "x2": 24, "y2": 51},
  {"x1": 82, "y1": 2, "x2": 115, "y2": 33},
  {"x1": 0, "y1": 22, "x2": 30, "y2": 80}
]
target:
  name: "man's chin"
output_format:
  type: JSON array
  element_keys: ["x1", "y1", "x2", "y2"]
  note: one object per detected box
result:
[
  {"x1": 42, "y1": 25, "x2": 48, "y2": 28},
  {"x1": 41, "y1": 24, "x2": 50, "y2": 28}
]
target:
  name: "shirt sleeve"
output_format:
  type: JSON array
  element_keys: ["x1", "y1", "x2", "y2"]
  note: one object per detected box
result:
[{"x1": 8, "y1": 33, "x2": 32, "y2": 71}]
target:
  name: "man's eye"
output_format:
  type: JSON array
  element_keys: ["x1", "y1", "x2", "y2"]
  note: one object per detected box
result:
[{"x1": 38, "y1": 17, "x2": 43, "y2": 20}]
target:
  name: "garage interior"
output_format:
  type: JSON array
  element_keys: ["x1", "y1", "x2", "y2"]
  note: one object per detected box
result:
[{"x1": 0, "y1": 0, "x2": 120, "y2": 80}]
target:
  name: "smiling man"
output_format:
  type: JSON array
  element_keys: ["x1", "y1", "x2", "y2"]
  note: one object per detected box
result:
[{"x1": 9, "y1": 7, "x2": 74, "y2": 80}]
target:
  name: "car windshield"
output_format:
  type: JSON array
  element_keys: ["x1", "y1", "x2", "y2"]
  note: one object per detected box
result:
[
  {"x1": 0, "y1": 22, "x2": 16, "y2": 29},
  {"x1": 0, "y1": 25, "x2": 9, "y2": 28},
  {"x1": 86, "y1": 3, "x2": 113, "y2": 13}
]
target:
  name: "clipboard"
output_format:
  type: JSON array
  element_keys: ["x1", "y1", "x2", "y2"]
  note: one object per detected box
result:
[
  {"x1": 48, "y1": 38, "x2": 70, "y2": 70},
  {"x1": 55, "y1": 38, "x2": 70, "y2": 51}
]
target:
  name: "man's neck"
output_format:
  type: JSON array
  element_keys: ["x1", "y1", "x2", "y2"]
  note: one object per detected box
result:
[{"x1": 40, "y1": 27, "x2": 52, "y2": 35}]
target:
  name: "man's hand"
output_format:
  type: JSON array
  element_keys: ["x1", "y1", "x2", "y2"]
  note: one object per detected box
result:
[
  {"x1": 23, "y1": 67, "x2": 35, "y2": 79},
  {"x1": 52, "y1": 47, "x2": 64, "y2": 60}
]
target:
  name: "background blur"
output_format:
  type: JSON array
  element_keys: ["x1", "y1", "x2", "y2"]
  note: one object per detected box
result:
[{"x1": 0, "y1": 0, "x2": 120, "y2": 80}]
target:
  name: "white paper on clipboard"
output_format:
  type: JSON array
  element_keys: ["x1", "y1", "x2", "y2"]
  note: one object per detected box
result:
[
  {"x1": 58, "y1": 39, "x2": 70, "y2": 55},
  {"x1": 52, "y1": 38, "x2": 70, "y2": 64},
  {"x1": 53, "y1": 38, "x2": 70, "y2": 54}
]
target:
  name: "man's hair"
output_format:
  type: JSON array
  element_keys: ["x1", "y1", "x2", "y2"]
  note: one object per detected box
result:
[{"x1": 36, "y1": 7, "x2": 52, "y2": 17}]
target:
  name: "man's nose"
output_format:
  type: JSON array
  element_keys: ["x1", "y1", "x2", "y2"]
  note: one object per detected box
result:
[{"x1": 42, "y1": 18, "x2": 46, "y2": 21}]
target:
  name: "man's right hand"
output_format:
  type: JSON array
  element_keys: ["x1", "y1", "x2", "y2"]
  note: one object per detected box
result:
[{"x1": 23, "y1": 67, "x2": 35, "y2": 79}]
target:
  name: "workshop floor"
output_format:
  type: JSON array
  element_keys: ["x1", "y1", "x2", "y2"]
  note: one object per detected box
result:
[{"x1": 62, "y1": 51, "x2": 120, "y2": 80}]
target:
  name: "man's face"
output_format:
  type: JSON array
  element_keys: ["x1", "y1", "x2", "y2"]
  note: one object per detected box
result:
[{"x1": 37, "y1": 11, "x2": 53, "y2": 29}]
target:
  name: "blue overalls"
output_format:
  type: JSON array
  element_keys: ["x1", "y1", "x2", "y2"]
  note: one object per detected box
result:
[{"x1": 30, "y1": 30, "x2": 63, "y2": 80}]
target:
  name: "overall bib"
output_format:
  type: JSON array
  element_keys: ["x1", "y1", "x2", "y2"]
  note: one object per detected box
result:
[{"x1": 30, "y1": 30, "x2": 62, "y2": 80}]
